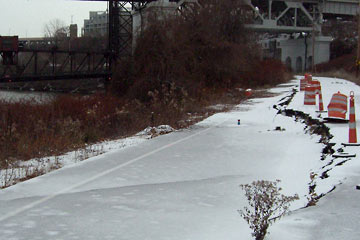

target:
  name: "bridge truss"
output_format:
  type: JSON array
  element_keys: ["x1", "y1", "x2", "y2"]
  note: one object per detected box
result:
[
  {"x1": 0, "y1": 0, "x2": 197, "y2": 83},
  {"x1": 246, "y1": 0, "x2": 358, "y2": 33}
]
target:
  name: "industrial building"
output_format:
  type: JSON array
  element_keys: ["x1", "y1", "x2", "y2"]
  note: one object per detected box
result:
[{"x1": 82, "y1": 11, "x2": 108, "y2": 37}]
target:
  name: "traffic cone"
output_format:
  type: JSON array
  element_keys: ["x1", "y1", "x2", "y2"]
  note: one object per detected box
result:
[
  {"x1": 342, "y1": 91, "x2": 360, "y2": 146},
  {"x1": 318, "y1": 86, "x2": 324, "y2": 111},
  {"x1": 315, "y1": 84, "x2": 326, "y2": 112},
  {"x1": 349, "y1": 91, "x2": 357, "y2": 143}
]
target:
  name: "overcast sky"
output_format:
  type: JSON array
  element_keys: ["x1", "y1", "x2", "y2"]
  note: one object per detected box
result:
[{"x1": 0, "y1": 0, "x2": 107, "y2": 38}]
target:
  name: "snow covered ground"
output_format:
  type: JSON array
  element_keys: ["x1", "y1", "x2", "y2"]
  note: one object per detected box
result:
[{"x1": 0, "y1": 76, "x2": 359, "y2": 239}]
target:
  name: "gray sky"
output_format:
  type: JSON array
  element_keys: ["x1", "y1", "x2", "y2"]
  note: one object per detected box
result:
[{"x1": 0, "y1": 0, "x2": 107, "y2": 38}]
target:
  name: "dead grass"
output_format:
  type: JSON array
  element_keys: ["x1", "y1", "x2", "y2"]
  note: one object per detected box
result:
[
  {"x1": 315, "y1": 51, "x2": 360, "y2": 85},
  {"x1": 0, "y1": 94, "x2": 128, "y2": 167},
  {"x1": 315, "y1": 69, "x2": 360, "y2": 85}
]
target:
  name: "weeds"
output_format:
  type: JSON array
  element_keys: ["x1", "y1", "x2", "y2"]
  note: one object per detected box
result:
[
  {"x1": 0, "y1": 94, "x2": 124, "y2": 169},
  {"x1": 315, "y1": 51, "x2": 360, "y2": 85},
  {"x1": 239, "y1": 180, "x2": 299, "y2": 240},
  {"x1": 74, "y1": 144, "x2": 105, "y2": 162},
  {"x1": 307, "y1": 172, "x2": 318, "y2": 207}
]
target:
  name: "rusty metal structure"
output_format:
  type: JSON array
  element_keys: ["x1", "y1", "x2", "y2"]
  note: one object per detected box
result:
[
  {"x1": 2, "y1": 49, "x2": 110, "y2": 82},
  {"x1": 0, "y1": 40, "x2": 111, "y2": 82},
  {"x1": 0, "y1": 0, "x2": 148, "y2": 83},
  {"x1": 0, "y1": 0, "x2": 197, "y2": 83}
]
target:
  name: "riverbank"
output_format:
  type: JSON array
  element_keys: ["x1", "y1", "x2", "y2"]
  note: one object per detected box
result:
[{"x1": 0, "y1": 78, "x2": 105, "y2": 94}]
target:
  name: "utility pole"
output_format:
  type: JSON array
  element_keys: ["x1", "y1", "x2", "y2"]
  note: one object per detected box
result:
[
  {"x1": 357, "y1": 0, "x2": 360, "y2": 77},
  {"x1": 312, "y1": 7, "x2": 316, "y2": 74}
]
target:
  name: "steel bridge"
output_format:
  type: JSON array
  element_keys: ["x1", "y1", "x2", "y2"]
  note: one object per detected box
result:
[
  {"x1": 0, "y1": 0, "x2": 358, "y2": 83},
  {"x1": 0, "y1": 0, "x2": 198, "y2": 83},
  {"x1": 246, "y1": 0, "x2": 359, "y2": 33}
]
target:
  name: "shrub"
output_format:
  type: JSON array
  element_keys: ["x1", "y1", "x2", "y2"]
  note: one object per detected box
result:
[
  {"x1": 112, "y1": 0, "x2": 288, "y2": 103},
  {"x1": 239, "y1": 180, "x2": 299, "y2": 240},
  {"x1": 316, "y1": 51, "x2": 356, "y2": 73},
  {"x1": 0, "y1": 94, "x2": 131, "y2": 168}
]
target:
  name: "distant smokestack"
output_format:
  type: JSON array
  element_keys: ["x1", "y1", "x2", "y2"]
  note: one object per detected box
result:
[{"x1": 70, "y1": 24, "x2": 78, "y2": 39}]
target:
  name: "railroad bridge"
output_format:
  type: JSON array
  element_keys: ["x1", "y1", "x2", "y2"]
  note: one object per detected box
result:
[{"x1": 0, "y1": 0, "x2": 358, "y2": 82}]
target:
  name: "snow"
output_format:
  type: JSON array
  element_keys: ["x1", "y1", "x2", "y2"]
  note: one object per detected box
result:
[{"x1": 0, "y1": 76, "x2": 360, "y2": 239}]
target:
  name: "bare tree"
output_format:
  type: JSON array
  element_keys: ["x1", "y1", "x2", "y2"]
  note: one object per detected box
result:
[{"x1": 43, "y1": 19, "x2": 69, "y2": 40}]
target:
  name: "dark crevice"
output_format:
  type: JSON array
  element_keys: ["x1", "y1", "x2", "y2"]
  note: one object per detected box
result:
[
  {"x1": 273, "y1": 88, "x2": 334, "y2": 156},
  {"x1": 272, "y1": 87, "x2": 343, "y2": 207},
  {"x1": 335, "y1": 159, "x2": 349, "y2": 166},
  {"x1": 321, "y1": 159, "x2": 334, "y2": 169},
  {"x1": 320, "y1": 169, "x2": 331, "y2": 179},
  {"x1": 316, "y1": 185, "x2": 337, "y2": 200}
]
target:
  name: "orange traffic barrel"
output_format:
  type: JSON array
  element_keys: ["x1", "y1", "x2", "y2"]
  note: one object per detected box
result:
[
  {"x1": 300, "y1": 73, "x2": 310, "y2": 91},
  {"x1": 304, "y1": 84, "x2": 316, "y2": 105},
  {"x1": 349, "y1": 91, "x2": 357, "y2": 143},
  {"x1": 327, "y1": 91, "x2": 348, "y2": 119},
  {"x1": 311, "y1": 80, "x2": 321, "y2": 93},
  {"x1": 311, "y1": 80, "x2": 325, "y2": 111}
]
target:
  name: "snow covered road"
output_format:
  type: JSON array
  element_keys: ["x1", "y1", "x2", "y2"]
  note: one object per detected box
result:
[{"x1": 0, "y1": 77, "x2": 359, "y2": 239}]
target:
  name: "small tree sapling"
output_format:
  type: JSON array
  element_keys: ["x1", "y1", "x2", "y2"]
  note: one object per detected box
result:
[{"x1": 239, "y1": 180, "x2": 299, "y2": 240}]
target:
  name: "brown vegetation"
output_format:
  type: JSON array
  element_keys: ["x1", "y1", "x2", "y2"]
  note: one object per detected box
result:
[
  {"x1": 316, "y1": 52, "x2": 356, "y2": 73},
  {"x1": 315, "y1": 51, "x2": 360, "y2": 85},
  {"x1": 0, "y1": 94, "x2": 127, "y2": 167},
  {"x1": 112, "y1": 0, "x2": 290, "y2": 102},
  {"x1": 315, "y1": 17, "x2": 359, "y2": 83}
]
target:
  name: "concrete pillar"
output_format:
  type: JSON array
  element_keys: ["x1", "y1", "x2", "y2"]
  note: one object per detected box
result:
[
  {"x1": 278, "y1": 36, "x2": 331, "y2": 72},
  {"x1": 132, "y1": 0, "x2": 178, "y2": 50}
]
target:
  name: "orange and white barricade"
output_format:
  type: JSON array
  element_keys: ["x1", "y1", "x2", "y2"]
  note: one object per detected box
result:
[
  {"x1": 342, "y1": 91, "x2": 360, "y2": 146},
  {"x1": 327, "y1": 91, "x2": 348, "y2": 120},
  {"x1": 311, "y1": 79, "x2": 325, "y2": 112},
  {"x1": 304, "y1": 84, "x2": 316, "y2": 105},
  {"x1": 348, "y1": 91, "x2": 357, "y2": 143},
  {"x1": 317, "y1": 85, "x2": 325, "y2": 112},
  {"x1": 300, "y1": 73, "x2": 310, "y2": 91},
  {"x1": 312, "y1": 80, "x2": 321, "y2": 93},
  {"x1": 304, "y1": 77, "x2": 318, "y2": 106}
]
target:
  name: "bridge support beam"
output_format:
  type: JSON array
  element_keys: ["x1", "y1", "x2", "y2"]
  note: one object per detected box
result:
[
  {"x1": 261, "y1": 35, "x2": 332, "y2": 73},
  {"x1": 245, "y1": 0, "x2": 322, "y2": 33}
]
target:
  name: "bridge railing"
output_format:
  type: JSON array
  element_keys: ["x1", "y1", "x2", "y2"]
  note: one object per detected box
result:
[{"x1": 0, "y1": 48, "x2": 111, "y2": 83}]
